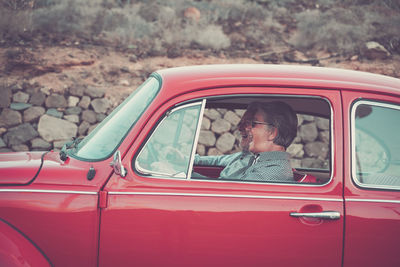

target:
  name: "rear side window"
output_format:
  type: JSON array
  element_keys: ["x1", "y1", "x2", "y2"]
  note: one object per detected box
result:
[{"x1": 352, "y1": 100, "x2": 400, "y2": 189}]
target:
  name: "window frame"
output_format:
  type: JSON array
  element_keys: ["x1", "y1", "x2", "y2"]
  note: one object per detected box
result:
[{"x1": 351, "y1": 99, "x2": 400, "y2": 191}]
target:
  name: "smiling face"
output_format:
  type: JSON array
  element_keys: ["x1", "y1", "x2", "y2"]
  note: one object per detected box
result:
[{"x1": 238, "y1": 110, "x2": 281, "y2": 154}]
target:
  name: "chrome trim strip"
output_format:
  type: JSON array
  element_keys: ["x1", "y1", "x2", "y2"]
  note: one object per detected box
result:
[
  {"x1": 350, "y1": 100, "x2": 400, "y2": 191},
  {"x1": 108, "y1": 191, "x2": 342, "y2": 202},
  {"x1": 0, "y1": 189, "x2": 98, "y2": 195},
  {"x1": 346, "y1": 198, "x2": 400, "y2": 204}
]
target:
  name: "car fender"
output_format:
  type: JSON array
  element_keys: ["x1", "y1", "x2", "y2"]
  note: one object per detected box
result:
[{"x1": 0, "y1": 219, "x2": 51, "y2": 267}]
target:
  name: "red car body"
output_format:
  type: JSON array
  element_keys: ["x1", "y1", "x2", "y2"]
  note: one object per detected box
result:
[{"x1": 1, "y1": 65, "x2": 399, "y2": 266}]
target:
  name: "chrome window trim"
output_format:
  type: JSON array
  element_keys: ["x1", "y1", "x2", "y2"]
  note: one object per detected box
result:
[
  {"x1": 135, "y1": 101, "x2": 204, "y2": 178},
  {"x1": 0, "y1": 189, "x2": 98, "y2": 195},
  {"x1": 351, "y1": 100, "x2": 400, "y2": 191},
  {"x1": 346, "y1": 198, "x2": 400, "y2": 204},
  {"x1": 108, "y1": 191, "x2": 342, "y2": 202}
]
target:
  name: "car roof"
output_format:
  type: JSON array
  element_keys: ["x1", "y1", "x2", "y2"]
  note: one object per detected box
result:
[{"x1": 155, "y1": 64, "x2": 400, "y2": 95}]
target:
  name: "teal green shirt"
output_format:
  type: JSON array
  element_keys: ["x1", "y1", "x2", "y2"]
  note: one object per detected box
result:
[{"x1": 194, "y1": 151, "x2": 294, "y2": 182}]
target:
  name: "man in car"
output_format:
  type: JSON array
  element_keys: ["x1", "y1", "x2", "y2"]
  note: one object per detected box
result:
[{"x1": 194, "y1": 101, "x2": 298, "y2": 182}]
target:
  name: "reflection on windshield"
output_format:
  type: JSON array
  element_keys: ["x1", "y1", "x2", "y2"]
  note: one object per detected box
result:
[{"x1": 71, "y1": 77, "x2": 160, "y2": 161}]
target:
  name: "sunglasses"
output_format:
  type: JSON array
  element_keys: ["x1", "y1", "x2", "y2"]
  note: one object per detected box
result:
[{"x1": 240, "y1": 120, "x2": 273, "y2": 128}]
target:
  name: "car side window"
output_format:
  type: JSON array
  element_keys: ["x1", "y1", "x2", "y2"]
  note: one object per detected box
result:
[
  {"x1": 352, "y1": 100, "x2": 400, "y2": 189},
  {"x1": 135, "y1": 102, "x2": 203, "y2": 178},
  {"x1": 193, "y1": 96, "x2": 332, "y2": 184}
]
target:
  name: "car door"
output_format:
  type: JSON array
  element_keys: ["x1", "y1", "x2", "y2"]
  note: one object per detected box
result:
[
  {"x1": 99, "y1": 87, "x2": 344, "y2": 267},
  {"x1": 342, "y1": 91, "x2": 400, "y2": 266}
]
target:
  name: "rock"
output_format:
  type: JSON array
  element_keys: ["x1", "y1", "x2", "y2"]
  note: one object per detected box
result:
[
  {"x1": 78, "y1": 121, "x2": 91, "y2": 136},
  {"x1": 40, "y1": 87, "x2": 52, "y2": 96},
  {"x1": 29, "y1": 92, "x2": 46, "y2": 106},
  {"x1": 363, "y1": 41, "x2": 391, "y2": 60},
  {"x1": 196, "y1": 144, "x2": 206, "y2": 156},
  {"x1": 46, "y1": 108, "x2": 63, "y2": 118},
  {"x1": 88, "y1": 124, "x2": 98, "y2": 134},
  {"x1": 129, "y1": 55, "x2": 137, "y2": 63},
  {"x1": 91, "y1": 98, "x2": 110, "y2": 113},
  {"x1": 13, "y1": 91, "x2": 29, "y2": 103},
  {"x1": 216, "y1": 132, "x2": 236, "y2": 153},
  {"x1": 31, "y1": 138, "x2": 52, "y2": 150},
  {"x1": 304, "y1": 141, "x2": 329, "y2": 159},
  {"x1": 301, "y1": 158, "x2": 328, "y2": 169},
  {"x1": 82, "y1": 110, "x2": 97, "y2": 124},
  {"x1": 96, "y1": 113, "x2": 107, "y2": 122},
  {"x1": 23, "y1": 106, "x2": 45, "y2": 122},
  {"x1": 211, "y1": 118, "x2": 231, "y2": 134},
  {"x1": 318, "y1": 130, "x2": 330, "y2": 143},
  {"x1": 287, "y1": 143, "x2": 304, "y2": 158},
  {"x1": 12, "y1": 144, "x2": 29, "y2": 151},
  {"x1": 0, "y1": 87, "x2": 12, "y2": 108},
  {"x1": 207, "y1": 148, "x2": 223, "y2": 156},
  {"x1": 85, "y1": 87, "x2": 105, "y2": 98},
  {"x1": 64, "y1": 114, "x2": 80, "y2": 123},
  {"x1": 184, "y1": 7, "x2": 201, "y2": 21},
  {"x1": 299, "y1": 123, "x2": 318, "y2": 143},
  {"x1": 0, "y1": 137, "x2": 5, "y2": 148},
  {"x1": 297, "y1": 115, "x2": 304, "y2": 126},
  {"x1": 68, "y1": 96, "x2": 80, "y2": 107},
  {"x1": 69, "y1": 85, "x2": 85, "y2": 97},
  {"x1": 204, "y1": 109, "x2": 221, "y2": 120},
  {"x1": 3, "y1": 123, "x2": 38, "y2": 145},
  {"x1": 224, "y1": 111, "x2": 241, "y2": 126},
  {"x1": 10, "y1": 103, "x2": 32, "y2": 111},
  {"x1": 119, "y1": 80, "x2": 130, "y2": 86},
  {"x1": 284, "y1": 50, "x2": 309, "y2": 62},
  {"x1": 290, "y1": 158, "x2": 302, "y2": 169},
  {"x1": 0, "y1": 109, "x2": 22, "y2": 127},
  {"x1": 53, "y1": 140, "x2": 69, "y2": 149},
  {"x1": 45, "y1": 94, "x2": 67, "y2": 108},
  {"x1": 38, "y1": 114, "x2": 77, "y2": 142},
  {"x1": 198, "y1": 130, "x2": 216, "y2": 146},
  {"x1": 167, "y1": 47, "x2": 182, "y2": 59},
  {"x1": 299, "y1": 114, "x2": 315, "y2": 122},
  {"x1": 65, "y1": 106, "x2": 82, "y2": 115},
  {"x1": 79, "y1": 96, "x2": 91, "y2": 109},
  {"x1": 201, "y1": 117, "x2": 211, "y2": 130},
  {"x1": 234, "y1": 109, "x2": 245, "y2": 117},
  {"x1": 0, "y1": 127, "x2": 6, "y2": 135},
  {"x1": 316, "y1": 117, "x2": 329, "y2": 130}
]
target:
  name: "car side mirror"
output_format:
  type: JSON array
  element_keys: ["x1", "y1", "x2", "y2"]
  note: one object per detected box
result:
[{"x1": 110, "y1": 150, "x2": 127, "y2": 178}]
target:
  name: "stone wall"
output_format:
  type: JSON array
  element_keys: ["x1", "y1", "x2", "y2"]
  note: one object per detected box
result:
[
  {"x1": 0, "y1": 86, "x2": 330, "y2": 169},
  {"x1": 197, "y1": 108, "x2": 330, "y2": 170},
  {"x1": 0, "y1": 83, "x2": 113, "y2": 152}
]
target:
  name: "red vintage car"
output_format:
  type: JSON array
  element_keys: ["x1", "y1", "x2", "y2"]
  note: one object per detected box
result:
[{"x1": 1, "y1": 65, "x2": 400, "y2": 267}]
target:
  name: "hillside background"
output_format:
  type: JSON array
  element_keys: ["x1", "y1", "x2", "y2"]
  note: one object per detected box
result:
[{"x1": 0, "y1": 0, "x2": 400, "y2": 152}]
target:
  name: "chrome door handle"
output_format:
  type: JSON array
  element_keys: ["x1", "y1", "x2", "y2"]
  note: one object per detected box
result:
[{"x1": 290, "y1": 211, "x2": 341, "y2": 220}]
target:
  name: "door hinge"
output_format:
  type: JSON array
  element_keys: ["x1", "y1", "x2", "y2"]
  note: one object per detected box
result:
[{"x1": 98, "y1": 191, "x2": 108, "y2": 209}]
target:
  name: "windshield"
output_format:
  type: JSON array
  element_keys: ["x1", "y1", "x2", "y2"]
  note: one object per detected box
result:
[{"x1": 71, "y1": 76, "x2": 160, "y2": 161}]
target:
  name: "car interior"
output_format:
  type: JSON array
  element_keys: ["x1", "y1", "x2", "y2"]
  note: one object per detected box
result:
[{"x1": 191, "y1": 95, "x2": 332, "y2": 184}]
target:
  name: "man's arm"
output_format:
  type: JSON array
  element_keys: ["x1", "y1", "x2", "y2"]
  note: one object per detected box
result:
[{"x1": 194, "y1": 152, "x2": 243, "y2": 167}]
